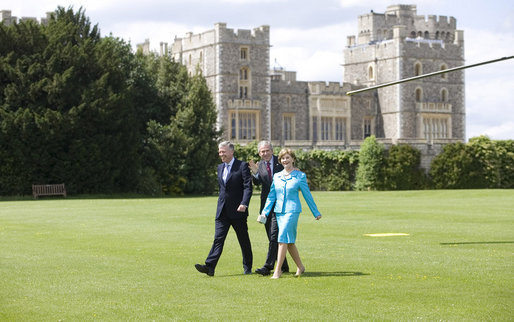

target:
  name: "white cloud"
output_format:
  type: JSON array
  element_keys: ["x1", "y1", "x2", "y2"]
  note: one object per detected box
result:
[
  {"x1": 270, "y1": 22, "x2": 354, "y2": 81},
  {"x1": 462, "y1": 27, "x2": 514, "y2": 140},
  {"x1": 108, "y1": 21, "x2": 208, "y2": 52}
]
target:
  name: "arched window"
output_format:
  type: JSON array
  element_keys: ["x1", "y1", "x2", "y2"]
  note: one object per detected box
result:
[
  {"x1": 441, "y1": 88, "x2": 448, "y2": 102},
  {"x1": 424, "y1": 31, "x2": 429, "y2": 39},
  {"x1": 417, "y1": 31, "x2": 422, "y2": 38},
  {"x1": 415, "y1": 88, "x2": 423, "y2": 102},
  {"x1": 410, "y1": 31, "x2": 416, "y2": 38},
  {"x1": 440, "y1": 64, "x2": 448, "y2": 79},
  {"x1": 240, "y1": 67, "x2": 249, "y2": 80},
  {"x1": 188, "y1": 54, "x2": 192, "y2": 65},
  {"x1": 435, "y1": 31, "x2": 440, "y2": 39},
  {"x1": 414, "y1": 62, "x2": 422, "y2": 76},
  {"x1": 368, "y1": 66, "x2": 374, "y2": 80}
]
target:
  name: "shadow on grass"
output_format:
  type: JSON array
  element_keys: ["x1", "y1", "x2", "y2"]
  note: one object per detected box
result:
[
  {"x1": 216, "y1": 271, "x2": 369, "y2": 278},
  {"x1": 440, "y1": 241, "x2": 514, "y2": 245},
  {"x1": 300, "y1": 271, "x2": 370, "y2": 277}
]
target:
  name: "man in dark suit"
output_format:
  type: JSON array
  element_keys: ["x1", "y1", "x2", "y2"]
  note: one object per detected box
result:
[
  {"x1": 249, "y1": 140, "x2": 289, "y2": 276},
  {"x1": 195, "y1": 141, "x2": 253, "y2": 276}
]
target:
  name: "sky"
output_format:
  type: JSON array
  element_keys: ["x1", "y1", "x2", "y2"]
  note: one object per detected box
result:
[{"x1": 2, "y1": 0, "x2": 513, "y2": 140}]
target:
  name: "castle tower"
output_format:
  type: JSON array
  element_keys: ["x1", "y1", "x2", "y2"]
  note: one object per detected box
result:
[
  {"x1": 344, "y1": 4, "x2": 465, "y2": 143},
  {"x1": 171, "y1": 23, "x2": 271, "y2": 141}
]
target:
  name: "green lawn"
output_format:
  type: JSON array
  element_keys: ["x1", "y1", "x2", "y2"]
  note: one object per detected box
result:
[{"x1": 1, "y1": 190, "x2": 513, "y2": 320}]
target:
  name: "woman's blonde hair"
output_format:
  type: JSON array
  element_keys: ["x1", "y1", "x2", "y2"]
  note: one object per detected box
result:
[{"x1": 278, "y1": 148, "x2": 295, "y2": 164}]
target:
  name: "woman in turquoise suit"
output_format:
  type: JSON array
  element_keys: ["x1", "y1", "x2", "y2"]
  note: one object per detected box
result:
[{"x1": 260, "y1": 148, "x2": 322, "y2": 279}]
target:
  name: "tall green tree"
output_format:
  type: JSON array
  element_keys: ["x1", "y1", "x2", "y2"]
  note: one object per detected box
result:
[
  {"x1": 0, "y1": 7, "x2": 140, "y2": 194},
  {"x1": 176, "y1": 72, "x2": 220, "y2": 194},
  {"x1": 355, "y1": 135, "x2": 385, "y2": 191},
  {"x1": 139, "y1": 61, "x2": 219, "y2": 195}
]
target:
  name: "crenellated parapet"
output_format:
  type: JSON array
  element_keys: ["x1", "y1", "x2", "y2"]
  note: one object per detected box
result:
[
  {"x1": 215, "y1": 22, "x2": 270, "y2": 45},
  {"x1": 352, "y1": 4, "x2": 460, "y2": 46},
  {"x1": 308, "y1": 81, "x2": 347, "y2": 95},
  {"x1": 1, "y1": 10, "x2": 52, "y2": 26}
]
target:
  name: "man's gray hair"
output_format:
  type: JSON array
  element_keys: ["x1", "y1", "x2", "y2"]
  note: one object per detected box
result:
[
  {"x1": 257, "y1": 140, "x2": 273, "y2": 151},
  {"x1": 218, "y1": 141, "x2": 234, "y2": 151}
]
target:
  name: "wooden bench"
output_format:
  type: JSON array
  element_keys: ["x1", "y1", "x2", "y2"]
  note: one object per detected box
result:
[{"x1": 32, "y1": 184, "x2": 67, "y2": 199}]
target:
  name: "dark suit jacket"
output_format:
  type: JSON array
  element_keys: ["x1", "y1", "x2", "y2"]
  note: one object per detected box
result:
[
  {"x1": 216, "y1": 158, "x2": 252, "y2": 220},
  {"x1": 252, "y1": 155, "x2": 284, "y2": 212}
]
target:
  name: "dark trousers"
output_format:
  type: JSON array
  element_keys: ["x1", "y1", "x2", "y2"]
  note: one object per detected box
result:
[
  {"x1": 263, "y1": 211, "x2": 289, "y2": 271},
  {"x1": 205, "y1": 214, "x2": 253, "y2": 272}
]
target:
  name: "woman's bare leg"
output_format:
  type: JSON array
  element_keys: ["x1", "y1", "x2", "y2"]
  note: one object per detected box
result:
[
  {"x1": 272, "y1": 243, "x2": 287, "y2": 279},
  {"x1": 287, "y1": 243, "x2": 305, "y2": 276}
]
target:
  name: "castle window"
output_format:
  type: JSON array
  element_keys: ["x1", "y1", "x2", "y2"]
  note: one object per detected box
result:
[
  {"x1": 283, "y1": 113, "x2": 295, "y2": 141},
  {"x1": 363, "y1": 118, "x2": 373, "y2": 138},
  {"x1": 240, "y1": 67, "x2": 249, "y2": 80},
  {"x1": 240, "y1": 47, "x2": 249, "y2": 60},
  {"x1": 239, "y1": 86, "x2": 248, "y2": 99},
  {"x1": 424, "y1": 31, "x2": 429, "y2": 39},
  {"x1": 414, "y1": 62, "x2": 422, "y2": 76},
  {"x1": 441, "y1": 88, "x2": 448, "y2": 102},
  {"x1": 189, "y1": 54, "x2": 192, "y2": 65},
  {"x1": 229, "y1": 110, "x2": 259, "y2": 140},
  {"x1": 435, "y1": 31, "x2": 440, "y2": 39},
  {"x1": 335, "y1": 117, "x2": 346, "y2": 141},
  {"x1": 321, "y1": 117, "x2": 332, "y2": 140},
  {"x1": 417, "y1": 31, "x2": 422, "y2": 38},
  {"x1": 410, "y1": 31, "x2": 416, "y2": 38},
  {"x1": 368, "y1": 65, "x2": 374, "y2": 80},
  {"x1": 415, "y1": 88, "x2": 423, "y2": 102},
  {"x1": 440, "y1": 64, "x2": 448, "y2": 79}
]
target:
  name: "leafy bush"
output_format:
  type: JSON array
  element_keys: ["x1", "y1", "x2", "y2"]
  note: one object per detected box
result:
[
  {"x1": 429, "y1": 136, "x2": 514, "y2": 189},
  {"x1": 383, "y1": 144, "x2": 428, "y2": 190},
  {"x1": 355, "y1": 136, "x2": 385, "y2": 191}
]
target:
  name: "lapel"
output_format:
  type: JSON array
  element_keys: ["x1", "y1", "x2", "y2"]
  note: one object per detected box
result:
[
  {"x1": 218, "y1": 163, "x2": 225, "y2": 186},
  {"x1": 272, "y1": 155, "x2": 283, "y2": 174},
  {"x1": 260, "y1": 158, "x2": 273, "y2": 184},
  {"x1": 225, "y1": 159, "x2": 238, "y2": 184},
  {"x1": 277, "y1": 169, "x2": 297, "y2": 182}
]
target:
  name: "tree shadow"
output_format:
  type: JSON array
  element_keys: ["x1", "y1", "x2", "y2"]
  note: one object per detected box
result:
[
  {"x1": 440, "y1": 241, "x2": 514, "y2": 245},
  {"x1": 216, "y1": 271, "x2": 369, "y2": 278},
  {"x1": 299, "y1": 271, "x2": 370, "y2": 277}
]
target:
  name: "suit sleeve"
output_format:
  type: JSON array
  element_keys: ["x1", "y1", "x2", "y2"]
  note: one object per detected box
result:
[
  {"x1": 241, "y1": 162, "x2": 252, "y2": 207},
  {"x1": 261, "y1": 180, "x2": 277, "y2": 217},
  {"x1": 299, "y1": 173, "x2": 321, "y2": 217},
  {"x1": 252, "y1": 171, "x2": 262, "y2": 186}
]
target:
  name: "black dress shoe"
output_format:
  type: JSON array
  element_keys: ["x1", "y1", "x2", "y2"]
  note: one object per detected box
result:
[
  {"x1": 255, "y1": 267, "x2": 271, "y2": 276},
  {"x1": 195, "y1": 264, "x2": 214, "y2": 276},
  {"x1": 244, "y1": 269, "x2": 252, "y2": 275},
  {"x1": 282, "y1": 266, "x2": 290, "y2": 273}
]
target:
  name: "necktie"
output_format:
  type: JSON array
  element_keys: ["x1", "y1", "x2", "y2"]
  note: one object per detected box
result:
[
  {"x1": 266, "y1": 161, "x2": 272, "y2": 179},
  {"x1": 223, "y1": 163, "x2": 229, "y2": 182}
]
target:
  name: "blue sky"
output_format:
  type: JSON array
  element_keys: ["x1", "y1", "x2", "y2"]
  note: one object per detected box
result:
[{"x1": 3, "y1": 0, "x2": 514, "y2": 140}]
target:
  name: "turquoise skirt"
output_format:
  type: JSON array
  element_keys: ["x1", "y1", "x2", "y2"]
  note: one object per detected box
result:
[{"x1": 276, "y1": 212, "x2": 300, "y2": 243}]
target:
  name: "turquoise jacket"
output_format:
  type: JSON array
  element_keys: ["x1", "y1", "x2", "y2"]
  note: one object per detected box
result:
[{"x1": 262, "y1": 170, "x2": 320, "y2": 217}]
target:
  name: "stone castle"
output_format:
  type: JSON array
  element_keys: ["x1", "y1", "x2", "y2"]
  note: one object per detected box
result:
[
  {"x1": 163, "y1": 4, "x2": 465, "y2": 168},
  {"x1": 1, "y1": 4, "x2": 466, "y2": 169}
]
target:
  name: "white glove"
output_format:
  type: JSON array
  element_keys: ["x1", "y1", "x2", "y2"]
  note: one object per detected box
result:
[{"x1": 257, "y1": 214, "x2": 267, "y2": 224}]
